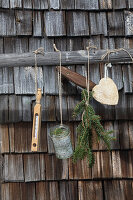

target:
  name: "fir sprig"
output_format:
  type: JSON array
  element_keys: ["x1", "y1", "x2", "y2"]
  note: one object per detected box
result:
[{"x1": 73, "y1": 89, "x2": 115, "y2": 167}]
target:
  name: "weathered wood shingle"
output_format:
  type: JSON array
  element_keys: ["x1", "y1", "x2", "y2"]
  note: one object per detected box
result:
[
  {"x1": 108, "y1": 11, "x2": 125, "y2": 36},
  {"x1": 33, "y1": 0, "x2": 48, "y2": 9},
  {"x1": 125, "y1": 11, "x2": 133, "y2": 36},
  {"x1": 75, "y1": 0, "x2": 99, "y2": 10},
  {"x1": 15, "y1": 10, "x2": 32, "y2": 35},
  {"x1": 44, "y1": 11, "x2": 66, "y2": 36},
  {"x1": 10, "y1": 0, "x2": 22, "y2": 8},
  {"x1": 89, "y1": 12, "x2": 107, "y2": 36},
  {"x1": 66, "y1": 11, "x2": 89, "y2": 36},
  {"x1": 0, "y1": 10, "x2": 16, "y2": 36}
]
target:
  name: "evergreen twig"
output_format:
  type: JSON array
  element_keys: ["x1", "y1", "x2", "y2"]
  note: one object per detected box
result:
[{"x1": 72, "y1": 89, "x2": 115, "y2": 167}]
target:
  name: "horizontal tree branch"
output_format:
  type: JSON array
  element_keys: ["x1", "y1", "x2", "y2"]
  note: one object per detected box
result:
[{"x1": 0, "y1": 49, "x2": 133, "y2": 67}]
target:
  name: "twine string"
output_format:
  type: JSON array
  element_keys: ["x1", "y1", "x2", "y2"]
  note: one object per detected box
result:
[
  {"x1": 86, "y1": 44, "x2": 97, "y2": 103},
  {"x1": 53, "y1": 44, "x2": 63, "y2": 126},
  {"x1": 33, "y1": 47, "x2": 44, "y2": 95},
  {"x1": 101, "y1": 48, "x2": 133, "y2": 63}
]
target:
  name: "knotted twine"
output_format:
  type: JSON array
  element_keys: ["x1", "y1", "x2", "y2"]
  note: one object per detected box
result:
[
  {"x1": 86, "y1": 44, "x2": 97, "y2": 104},
  {"x1": 33, "y1": 47, "x2": 44, "y2": 95},
  {"x1": 53, "y1": 44, "x2": 63, "y2": 126}
]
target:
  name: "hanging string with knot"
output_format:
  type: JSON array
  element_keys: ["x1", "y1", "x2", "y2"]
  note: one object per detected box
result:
[
  {"x1": 101, "y1": 48, "x2": 133, "y2": 63},
  {"x1": 33, "y1": 47, "x2": 44, "y2": 95},
  {"x1": 53, "y1": 44, "x2": 63, "y2": 126},
  {"x1": 86, "y1": 44, "x2": 97, "y2": 104}
]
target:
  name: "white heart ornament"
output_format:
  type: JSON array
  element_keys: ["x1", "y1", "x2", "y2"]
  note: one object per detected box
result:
[{"x1": 92, "y1": 78, "x2": 119, "y2": 105}]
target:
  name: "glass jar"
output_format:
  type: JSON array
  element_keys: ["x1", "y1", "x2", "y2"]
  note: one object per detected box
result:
[{"x1": 50, "y1": 124, "x2": 73, "y2": 159}]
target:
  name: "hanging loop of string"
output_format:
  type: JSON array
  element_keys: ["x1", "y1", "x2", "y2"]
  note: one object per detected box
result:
[
  {"x1": 53, "y1": 44, "x2": 63, "y2": 126},
  {"x1": 86, "y1": 44, "x2": 97, "y2": 103},
  {"x1": 101, "y1": 48, "x2": 133, "y2": 63},
  {"x1": 104, "y1": 63, "x2": 112, "y2": 79},
  {"x1": 33, "y1": 47, "x2": 44, "y2": 96}
]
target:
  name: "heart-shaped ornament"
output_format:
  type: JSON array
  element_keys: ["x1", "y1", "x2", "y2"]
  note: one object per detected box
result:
[{"x1": 92, "y1": 77, "x2": 119, "y2": 105}]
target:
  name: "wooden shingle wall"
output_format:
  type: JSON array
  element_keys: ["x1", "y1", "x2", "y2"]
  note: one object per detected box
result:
[{"x1": 0, "y1": 1, "x2": 133, "y2": 200}]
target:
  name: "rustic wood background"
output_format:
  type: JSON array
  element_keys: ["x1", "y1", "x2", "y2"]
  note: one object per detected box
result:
[{"x1": 0, "y1": 0, "x2": 133, "y2": 199}]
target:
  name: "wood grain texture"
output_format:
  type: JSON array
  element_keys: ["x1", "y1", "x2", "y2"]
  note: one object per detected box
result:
[
  {"x1": 9, "y1": 95, "x2": 22, "y2": 122},
  {"x1": 112, "y1": 151, "x2": 122, "y2": 178},
  {"x1": 0, "y1": 125, "x2": 9, "y2": 153},
  {"x1": 112, "y1": 0, "x2": 126, "y2": 9},
  {"x1": 75, "y1": 0, "x2": 99, "y2": 10},
  {"x1": 23, "y1": 0, "x2": 32, "y2": 9},
  {"x1": 89, "y1": 12, "x2": 107, "y2": 36},
  {"x1": 104, "y1": 180, "x2": 125, "y2": 200},
  {"x1": 44, "y1": 11, "x2": 66, "y2": 36},
  {"x1": 33, "y1": 11, "x2": 42, "y2": 37},
  {"x1": 1, "y1": 48, "x2": 133, "y2": 68},
  {"x1": 66, "y1": 11, "x2": 89, "y2": 36},
  {"x1": 0, "y1": 10, "x2": 16, "y2": 36},
  {"x1": 59, "y1": 181, "x2": 78, "y2": 200},
  {"x1": 0, "y1": 0, "x2": 10, "y2": 8},
  {"x1": 99, "y1": 0, "x2": 112, "y2": 9},
  {"x1": 78, "y1": 181, "x2": 103, "y2": 200},
  {"x1": 45, "y1": 154, "x2": 68, "y2": 180},
  {"x1": 108, "y1": 11, "x2": 125, "y2": 36},
  {"x1": 122, "y1": 65, "x2": 133, "y2": 93},
  {"x1": 49, "y1": 0, "x2": 60, "y2": 9},
  {"x1": 33, "y1": 0, "x2": 48, "y2": 9},
  {"x1": 24, "y1": 154, "x2": 41, "y2": 182},
  {"x1": 15, "y1": 10, "x2": 32, "y2": 35},
  {"x1": 0, "y1": 96, "x2": 8, "y2": 123},
  {"x1": 60, "y1": 0, "x2": 74, "y2": 9},
  {"x1": 128, "y1": 0, "x2": 133, "y2": 8},
  {"x1": 125, "y1": 11, "x2": 133, "y2": 36},
  {"x1": 4, "y1": 154, "x2": 24, "y2": 181},
  {"x1": 10, "y1": 0, "x2": 22, "y2": 8}
]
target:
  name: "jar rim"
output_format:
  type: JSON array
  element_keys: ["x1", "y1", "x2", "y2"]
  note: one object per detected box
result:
[{"x1": 49, "y1": 124, "x2": 70, "y2": 139}]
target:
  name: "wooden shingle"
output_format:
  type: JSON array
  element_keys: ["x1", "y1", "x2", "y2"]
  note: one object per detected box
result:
[
  {"x1": 122, "y1": 65, "x2": 133, "y2": 93},
  {"x1": 24, "y1": 154, "x2": 41, "y2": 182},
  {"x1": 36, "y1": 182, "x2": 50, "y2": 200},
  {"x1": 33, "y1": 0, "x2": 48, "y2": 9},
  {"x1": 69, "y1": 158, "x2": 92, "y2": 179},
  {"x1": 112, "y1": 0, "x2": 126, "y2": 9},
  {"x1": 129, "y1": 121, "x2": 133, "y2": 148},
  {"x1": 108, "y1": 11, "x2": 124, "y2": 36},
  {"x1": 104, "y1": 180, "x2": 125, "y2": 200},
  {"x1": 78, "y1": 181, "x2": 103, "y2": 200},
  {"x1": 41, "y1": 96, "x2": 56, "y2": 122},
  {"x1": 10, "y1": 0, "x2": 22, "y2": 8},
  {"x1": 9, "y1": 95, "x2": 22, "y2": 122},
  {"x1": 15, "y1": 10, "x2": 32, "y2": 35},
  {"x1": 75, "y1": 0, "x2": 99, "y2": 10},
  {"x1": 0, "y1": 96, "x2": 8, "y2": 123},
  {"x1": 0, "y1": 10, "x2": 16, "y2": 36},
  {"x1": 49, "y1": 0, "x2": 60, "y2": 10},
  {"x1": 0, "y1": 0, "x2": 10, "y2": 8},
  {"x1": 20, "y1": 183, "x2": 36, "y2": 200},
  {"x1": 66, "y1": 11, "x2": 89, "y2": 36},
  {"x1": 125, "y1": 11, "x2": 133, "y2": 36},
  {"x1": 99, "y1": 0, "x2": 112, "y2": 9},
  {"x1": 60, "y1": 0, "x2": 75, "y2": 9},
  {"x1": 23, "y1": 0, "x2": 32, "y2": 9},
  {"x1": 33, "y1": 11, "x2": 42, "y2": 37},
  {"x1": 128, "y1": 0, "x2": 133, "y2": 8},
  {"x1": 14, "y1": 67, "x2": 43, "y2": 94},
  {"x1": 112, "y1": 151, "x2": 122, "y2": 178},
  {"x1": 0, "y1": 125, "x2": 9, "y2": 153},
  {"x1": 119, "y1": 121, "x2": 130, "y2": 149},
  {"x1": 59, "y1": 181, "x2": 78, "y2": 200},
  {"x1": 44, "y1": 11, "x2": 66, "y2": 36},
  {"x1": 45, "y1": 154, "x2": 68, "y2": 180},
  {"x1": 4, "y1": 154, "x2": 24, "y2": 181},
  {"x1": 89, "y1": 12, "x2": 107, "y2": 36}
]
